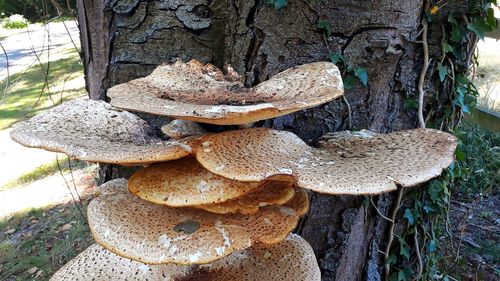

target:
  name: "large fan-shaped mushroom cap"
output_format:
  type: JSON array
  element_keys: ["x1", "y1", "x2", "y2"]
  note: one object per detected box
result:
[
  {"x1": 50, "y1": 234, "x2": 320, "y2": 281},
  {"x1": 10, "y1": 99, "x2": 197, "y2": 165},
  {"x1": 108, "y1": 60, "x2": 343, "y2": 125},
  {"x1": 88, "y1": 180, "x2": 309, "y2": 265},
  {"x1": 194, "y1": 182, "x2": 296, "y2": 214},
  {"x1": 128, "y1": 158, "x2": 265, "y2": 206},
  {"x1": 195, "y1": 128, "x2": 457, "y2": 195}
]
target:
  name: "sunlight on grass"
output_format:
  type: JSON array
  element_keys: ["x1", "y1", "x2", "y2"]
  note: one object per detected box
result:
[
  {"x1": 1, "y1": 158, "x2": 88, "y2": 191},
  {"x1": 0, "y1": 48, "x2": 86, "y2": 129},
  {"x1": 476, "y1": 38, "x2": 500, "y2": 112}
]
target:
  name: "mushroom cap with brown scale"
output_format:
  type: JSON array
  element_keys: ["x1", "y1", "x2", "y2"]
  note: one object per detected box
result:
[
  {"x1": 87, "y1": 179, "x2": 309, "y2": 265},
  {"x1": 108, "y1": 59, "x2": 343, "y2": 125},
  {"x1": 128, "y1": 157, "x2": 266, "y2": 206},
  {"x1": 10, "y1": 99, "x2": 197, "y2": 165},
  {"x1": 194, "y1": 181, "x2": 296, "y2": 214},
  {"x1": 195, "y1": 128, "x2": 457, "y2": 195},
  {"x1": 50, "y1": 234, "x2": 320, "y2": 281}
]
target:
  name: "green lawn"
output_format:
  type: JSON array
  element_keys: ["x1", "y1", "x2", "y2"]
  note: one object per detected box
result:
[
  {"x1": 0, "y1": 204, "x2": 93, "y2": 280},
  {"x1": 0, "y1": 48, "x2": 85, "y2": 129}
]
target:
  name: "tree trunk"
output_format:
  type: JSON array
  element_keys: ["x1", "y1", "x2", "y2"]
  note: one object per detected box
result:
[{"x1": 75, "y1": 1, "x2": 469, "y2": 280}]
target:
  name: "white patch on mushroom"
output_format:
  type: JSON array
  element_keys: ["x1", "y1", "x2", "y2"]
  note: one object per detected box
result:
[
  {"x1": 279, "y1": 206, "x2": 296, "y2": 216},
  {"x1": 196, "y1": 180, "x2": 209, "y2": 192},
  {"x1": 189, "y1": 251, "x2": 203, "y2": 262},
  {"x1": 158, "y1": 234, "x2": 172, "y2": 248},
  {"x1": 215, "y1": 220, "x2": 231, "y2": 248},
  {"x1": 215, "y1": 164, "x2": 226, "y2": 172},
  {"x1": 168, "y1": 245, "x2": 178, "y2": 255},
  {"x1": 202, "y1": 141, "x2": 212, "y2": 152},
  {"x1": 138, "y1": 264, "x2": 150, "y2": 273},
  {"x1": 169, "y1": 140, "x2": 192, "y2": 152},
  {"x1": 278, "y1": 168, "x2": 293, "y2": 174},
  {"x1": 204, "y1": 103, "x2": 275, "y2": 114},
  {"x1": 215, "y1": 246, "x2": 225, "y2": 255}
]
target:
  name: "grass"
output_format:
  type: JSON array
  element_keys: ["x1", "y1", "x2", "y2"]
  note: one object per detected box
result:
[
  {"x1": 436, "y1": 122, "x2": 500, "y2": 280},
  {"x1": 0, "y1": 48, "x2": 85, "y2": 129},
  {"x1": 0, "y1": 159, "x2": 88, "y2": 191},
  {"x1": 453, "y1": 122, "x2": 500, "y2": 199},
  {"x1": 0, "y1": 203, "x2": 93, "y2": 281}
]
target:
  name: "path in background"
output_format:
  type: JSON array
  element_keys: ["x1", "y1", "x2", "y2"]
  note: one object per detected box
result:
[
  {"x1": 476, "y1": 37, "x2": 500, "y2": 111},
  {"x1": 0, "y1": 165, "x2": 97, "y2": 219},
  {"x1": 0, "y1": 21, "x2": 80, "y2": 79},
  {"x1": 0, "y1": 129, "x2": 60, "y2": 187},
  {"x1": 0, "y1": 21, "x2": 90, "y2": 218}
]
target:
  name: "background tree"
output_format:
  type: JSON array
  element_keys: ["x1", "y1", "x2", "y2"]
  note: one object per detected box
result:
[{"x1": 75, "y1": 0, "x2": 494, "y2": 280}]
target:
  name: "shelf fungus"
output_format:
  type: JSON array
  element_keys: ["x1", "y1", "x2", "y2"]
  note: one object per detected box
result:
[
  {"x1": 108, "y1": 59, "x2": 344, "y2": 125},
  {"x1": 10, "y1": 99, "x2": 198, "y2": 165},
  {"x1": 50, "y1": 234, "x2": 320, "y2": 281},
  {"x1": 128, "y1": 157, "x2": 267, "y2": 207},
  {"x1": 196, "y1": 128, "x2": 458, "y2": 195},
  {"x1": 88, "y1": 179, "x2": 309, "y2": 265},
  {"x1": 193, "y1": 182, "x2": 296, "y2": 215},
  {"x1": 15, "y1": 59, "x2": 458, "y2": 280}
]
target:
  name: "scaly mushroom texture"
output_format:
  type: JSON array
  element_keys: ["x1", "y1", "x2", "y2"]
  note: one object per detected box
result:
[
  {"x1": 195, "y1": 128, "x2": 457, "y2": 195},
  {"x1": 128, "y1": 157, "x2": 266, "y2": 206},
  {"x1": 194, "y1": 181, "x2": 296, "y2": 214},
  {"x1": 50, "y1": 234, "x2": 320, "y2": 281},
  {"x1": 10, "y1": 99, "x2": 197, "y2": 165},
  {"x1": 108, "y1": 59, "x2": 344, "y2": 125},
  {"x1": 88, "y1": 179, "x2": 309, "y2": 265}
]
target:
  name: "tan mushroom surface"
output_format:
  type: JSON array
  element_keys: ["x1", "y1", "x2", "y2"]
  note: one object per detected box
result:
[
  {"x1": 195, "y1": 128, "x2": 457, "y2": 195},
  {"x1": 194, "y1": 181, "x2": 296, "y2": 214},
  {"x1": 128, "y1": 158, "x2": 265, "y2": 206},
  {"x1": 93, "y1": 178, "x2": 129, "y2": 197},
  {"x1": 50, "y1": 234, "x2": 320, "y2": 281},
  {"x1": 10, "y1": 99, "x2": 196, "y2": 165},
  {"x1": 108, "y1": 59, "x2": 343, "y2": 125},
  {"x1": 161, "y1": 119, "x2": 207, "y2": 139},
  {"x1": 87, "y1": 179, "x2": 309, "y2": 265}
]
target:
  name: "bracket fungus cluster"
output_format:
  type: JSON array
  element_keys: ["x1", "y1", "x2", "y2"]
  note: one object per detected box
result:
[{"x1": 10, "y1": 59, "x2": 458, "y2": 280}]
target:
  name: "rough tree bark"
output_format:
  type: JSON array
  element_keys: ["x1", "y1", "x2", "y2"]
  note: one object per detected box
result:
[{"x1": 75, "y1": 1, "x2": 470, "y2": 280}]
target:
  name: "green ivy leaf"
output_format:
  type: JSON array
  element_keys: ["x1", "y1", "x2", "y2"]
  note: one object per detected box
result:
[
  {"x1": 403, "y1": 98, "x2": 418, "y2": 110},
  {"x1": 427, "y1": 240, "x2": 437, "y2": 253},
  {"x1": 317, "y1": 19, "x2": 332, "y2": 38},
  {"x1": 328, "y1": 53, "x2": 344, "y2": 64},
  {"x1": 265, "y1": 0, "x2": 288, "y2": 10},
  {"x1": 423, "y1": 205, "x2": 435, "y2": 214},
  {"x1": 450, "y1": 27, "x2": 462, "y2": 42},
  {"x1": 386, "y1": 253, "x2": 398, "y2": 265},
  {"x1": 467, "y1": 21, "x2": 493, "y2": 39},
  {"x1": 343, "y1": 75, "x2": 356, "y2": 90},
  {"x1": 354, "y1": 68, "x2": 368, "y2": 86},
  {"x1": 437, "y1": 63, "x2": 449, "y2": 82},
  {"x1": 448, "y1": 14, "x2": 458, "y2": 26},
  {"x1": 403, "y1": 209, "x2": 415, "y2": 225},
  {"x1": 397, "y1": 268, "x2": 412, "y2": 281},
  {"x1": 399, "y1": 238, "x2": 410, "y2": 260},
  {"x1": 442, "y1": 42, "x2": 454, "y2": 54}
]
